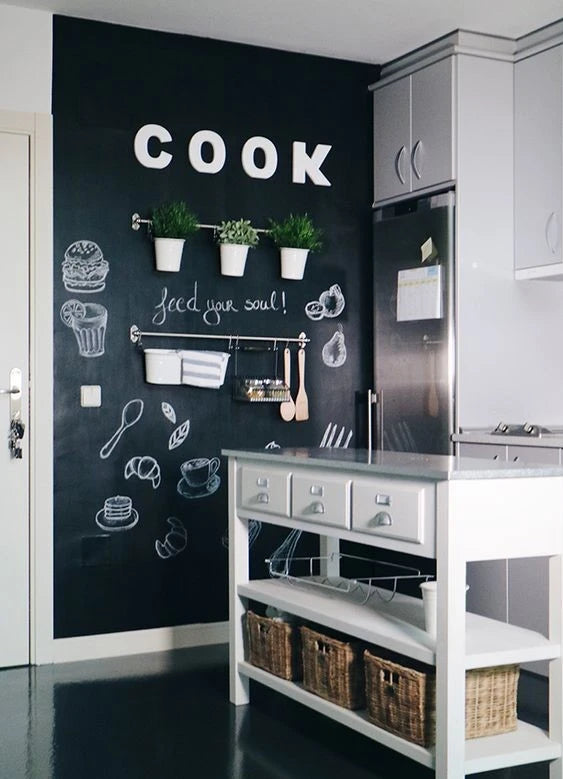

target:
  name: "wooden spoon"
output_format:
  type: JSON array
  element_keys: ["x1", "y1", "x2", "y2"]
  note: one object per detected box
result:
[
  {"x1": 279, "y1": 348, "x2": 296, "y2": 422},
  {"x1": 295, "y1": 347, "x2": 309, "y2": 422}
]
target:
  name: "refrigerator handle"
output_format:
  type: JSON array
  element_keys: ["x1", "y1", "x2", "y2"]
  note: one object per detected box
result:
[{"x1": 367, "y1": 389, "x2": 381, "y2": 452}]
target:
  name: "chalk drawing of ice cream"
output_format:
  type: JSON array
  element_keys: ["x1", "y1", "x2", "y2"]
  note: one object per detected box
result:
[
  {"x1": 155, "y1": 517, "x2": 187, "y2": 559},
  {"x1": 177, "y1": 457, "x2": 220, "y2": 499},
  {"x1": 322, "y1": 324, "x2": 347, "y2": 367},
  {"x1": 60, "y1": 299, "x2": 107, "y2": 358},
  {"x1": 124, "y1": 455, "x2": 161, "y2": 489},
  {"x1": 95, "y1": 495, "x2": 139, "y2": 532},
  {"x1": 62, "y1": 240, "x2": 109, "y2": 293}
]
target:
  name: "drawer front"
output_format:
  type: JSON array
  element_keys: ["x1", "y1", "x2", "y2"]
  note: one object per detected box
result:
[
  {"x1": 239, "y1": 465, "x2": 291, "y2": 517},
  {"x1": 292, "y1": 471, "x2": 350, "y2": 528},
  {"x1": 351, "y1": 476, "x2": 434, "y2": 544}
]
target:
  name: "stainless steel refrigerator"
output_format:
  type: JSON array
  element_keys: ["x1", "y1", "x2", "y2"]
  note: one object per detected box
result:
[{"x1": 371, "y1": 190, "x2": 455, "y2": 455}]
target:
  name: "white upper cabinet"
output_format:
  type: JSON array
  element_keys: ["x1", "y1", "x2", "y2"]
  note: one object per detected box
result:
[
  {"x1": 372, "y1": 57, "x2": 455, "y2": 204},
  {"x1": 514, "y1": 45, "x2": 563, "y2": 279}
]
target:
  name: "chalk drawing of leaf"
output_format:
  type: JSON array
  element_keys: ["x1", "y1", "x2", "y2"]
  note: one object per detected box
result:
[
  {"x1": 169, "y1": 419, "x2": 190, "y2": 450},
  {"x1": 161, "y1": 402, "x2": 176, "y2": 425}
]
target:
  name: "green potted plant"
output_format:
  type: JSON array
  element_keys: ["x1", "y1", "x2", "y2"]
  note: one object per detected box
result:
[
  {"x1": 151, "y1": 201, "x2": 199, "y2": 272},
  {"x1": 216, "y1": 218, "x2": 259, "y2": 277},
  {"x1": 268, "y1": 213, "x2": 323, "y2": 280}
]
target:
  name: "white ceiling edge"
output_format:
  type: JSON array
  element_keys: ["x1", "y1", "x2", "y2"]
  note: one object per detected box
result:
[{"x1": 2, "y1": 0, "x2": 563, "y2": 64}]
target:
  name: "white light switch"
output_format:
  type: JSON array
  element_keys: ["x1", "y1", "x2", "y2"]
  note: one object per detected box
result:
[{"x1": 81, "y1": 385, "x2": 102, "y2": 407}]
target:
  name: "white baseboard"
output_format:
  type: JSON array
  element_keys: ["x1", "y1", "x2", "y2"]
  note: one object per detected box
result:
[{"x1": 49, "y1": 621, "x2": 228, "y2": 665}]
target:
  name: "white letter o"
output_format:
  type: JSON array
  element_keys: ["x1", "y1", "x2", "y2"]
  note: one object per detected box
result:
[
  {"x1": 241, "y1": 136, "x2": 278, "y2": 179},
  {"x1": 188, "y1": 130, "x2": 226, "y2": 174}
]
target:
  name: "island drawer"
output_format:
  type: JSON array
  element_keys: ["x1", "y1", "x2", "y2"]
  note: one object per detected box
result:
[
  {"x1": 239, "y1": 465, "x2": 291, "y2": 517},
  {"x1": 351, "y1": 476, "x2": 434, "y2": 544},
  {"x1": 292, "y1": 470, "x2": 351, "y2": 528}
]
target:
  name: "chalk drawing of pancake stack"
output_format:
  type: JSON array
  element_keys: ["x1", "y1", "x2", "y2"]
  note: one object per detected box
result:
[{"x1": 95, "y1": 495, "x2": 139, "y2": 532}]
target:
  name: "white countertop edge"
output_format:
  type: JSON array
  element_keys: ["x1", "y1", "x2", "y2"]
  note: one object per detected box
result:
[{"x1": 222, "y1": 447, "x2": 563, "y2": 481}]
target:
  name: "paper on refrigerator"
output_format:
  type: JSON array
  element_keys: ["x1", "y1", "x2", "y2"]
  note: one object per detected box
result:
[{"x1": 396, "y1": 265, "x2": 443, "y2": 321}]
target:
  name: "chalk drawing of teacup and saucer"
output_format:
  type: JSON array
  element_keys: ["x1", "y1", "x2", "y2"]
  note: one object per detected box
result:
[
  {"x1": 177, "y1": 457, "x2": 220, "y2": 499},
  {"x1": 95, "y1": 495, "x2": 139, "y2": 532}
]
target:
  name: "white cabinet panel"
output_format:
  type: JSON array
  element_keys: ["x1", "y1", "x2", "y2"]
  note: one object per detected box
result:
[
  {"x1": 351, "y1": 475, "x2": 433, "y2": 545},
  {"x1": 411, "y1": 58, "x2": 454, "y2": 192},
  {"x1": 239, "y1": 465, "x2": 291, "y2": 517},
  {"x1": 514, "y1": 45, "x2": 563, "y2": 276},
  {"x1": 373, "y1": 76, "x2": 411, "y2": 201},
  {"x1": 292, "y1": 471, "x2": 350, "y2": 528}
]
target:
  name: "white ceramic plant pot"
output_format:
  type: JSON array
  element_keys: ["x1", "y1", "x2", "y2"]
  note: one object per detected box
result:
[
  {"x1": 220, "y1": 243, "x2": 250, "y2": 277},
  {"x1": 154, "y1": 237, "x2": 185, "y2": 272},
  {"x1": 280, "y1": 247, "x2": 309, "y2": 280}
]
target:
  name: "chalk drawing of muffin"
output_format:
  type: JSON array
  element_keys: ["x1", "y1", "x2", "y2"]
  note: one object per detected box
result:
[{"x1": 62, "y1": 240, "x2": 109, "y2": 293}]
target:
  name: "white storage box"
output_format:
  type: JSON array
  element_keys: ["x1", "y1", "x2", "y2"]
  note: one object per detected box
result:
[{"x1": 144, "y1": 349, "x2": 182, "y2": 384}]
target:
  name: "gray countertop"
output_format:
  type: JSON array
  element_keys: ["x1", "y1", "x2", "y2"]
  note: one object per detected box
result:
[
  {"x1": 453, "y1": 430, "x2": 563, "y2": 448},
  {"x1": 222, "y1": 447, "x2": 563, "y2": 481}
]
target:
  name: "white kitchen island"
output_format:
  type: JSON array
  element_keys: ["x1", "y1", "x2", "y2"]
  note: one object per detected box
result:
[{"x1": 224, "y1": 447, "x2": 563, "y2": 778}]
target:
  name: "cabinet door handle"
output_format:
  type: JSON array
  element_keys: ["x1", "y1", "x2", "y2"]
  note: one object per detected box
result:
[
  {"x1": 545, "y1": 211, "x2": 560, "y2": 255},
  {"x1": 394, "y1": 145, "x2": 407, "y2": 185},
  {"x1": 256, "y1": 492, "x2": 270, "y2": 504},
  {"x1": 411, "y1": 140, "x2": 423, "y2": 180}
]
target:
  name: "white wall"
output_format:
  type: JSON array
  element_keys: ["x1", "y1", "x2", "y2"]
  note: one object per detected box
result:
[{"x1": 0, "y1": 4, "x2": 52, "y2": 114}]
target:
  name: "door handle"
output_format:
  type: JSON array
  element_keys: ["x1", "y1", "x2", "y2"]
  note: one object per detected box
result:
[
  {"x1": 545, "y1": 211, "x2": 560, "y2": 255},
  {"x1": 411, "y1": 140, "x2": 423, "y2": 180},
  {"x1": 394, "y1": 146, "x2": 407, "y2": 185},
  {"x1": 4, "y1": 369, "x2": 24, "y2": 459}
]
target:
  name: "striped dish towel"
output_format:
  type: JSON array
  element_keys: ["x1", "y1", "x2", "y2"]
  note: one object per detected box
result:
[{"x1": 180, "y1": 350, "x2": 230, "y2": 389}]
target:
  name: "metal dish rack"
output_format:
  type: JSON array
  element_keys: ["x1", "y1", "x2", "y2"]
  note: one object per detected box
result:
[{"x1": 266, "y1": 551, "x2": 434, "y2": 604}]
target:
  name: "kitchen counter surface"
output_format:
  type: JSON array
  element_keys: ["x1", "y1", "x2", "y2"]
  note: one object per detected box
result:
[
  {"x1": 222, "y1": 447, "x2": 563, "y2": 481},
  {"x1": 453, "y1": 429, "x2": 563, "y2": 448}
]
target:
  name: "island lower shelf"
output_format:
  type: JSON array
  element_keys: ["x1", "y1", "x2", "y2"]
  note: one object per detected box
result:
[
  {"x1": 238, "y1": 578, "x2": 561, "y2": 669},
  {"x1": 239, "y1": 660, "x2": 560, "y2": 773}
]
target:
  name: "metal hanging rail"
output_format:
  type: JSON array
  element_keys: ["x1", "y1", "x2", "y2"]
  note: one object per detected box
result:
[
  {"x1": 131, "y1": 214, "x2": 269, "y2": 234},
  {"x1": 129, "y1": 325, "x2": 309, "y2": 347}
]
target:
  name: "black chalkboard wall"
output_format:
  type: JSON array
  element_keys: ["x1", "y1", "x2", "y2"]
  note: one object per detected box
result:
[{"x1": 52, "y1": 16, "x2": 379, "y2": 638}]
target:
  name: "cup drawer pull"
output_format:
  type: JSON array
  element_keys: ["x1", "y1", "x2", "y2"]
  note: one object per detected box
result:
[
  {"x1": 372, "y1": 511, "x2": 392, "y2": 527},
  {"x1": 310, "y1": 501, "x2": 325, "y2": 514},
  {"x1": 256, "y1": 492, "x2": 270, "y2": 504}
]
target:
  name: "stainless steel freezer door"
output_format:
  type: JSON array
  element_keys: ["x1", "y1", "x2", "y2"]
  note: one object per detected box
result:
[{"x1": 372, "y1": 191, "x2": 455, "y2": 455}]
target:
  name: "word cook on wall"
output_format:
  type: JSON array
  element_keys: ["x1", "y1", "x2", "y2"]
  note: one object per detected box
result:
[{"x1": 134, "y1": 124, "x2": 333, "y2": 186}]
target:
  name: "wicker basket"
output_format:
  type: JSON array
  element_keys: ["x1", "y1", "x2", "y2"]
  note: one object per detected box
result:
[
  {"x1": 301, "y1": 626, "x2": 365, "y2": 710},
  {"x1": 246, "y1": 611, "x2": 302, "y2": 681},
  {"x1": 364, "y1": 649, "x2": 519, "y2": 747}
]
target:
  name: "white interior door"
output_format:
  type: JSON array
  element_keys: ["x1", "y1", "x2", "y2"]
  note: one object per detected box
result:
[{"x1": 0, "y1": 130, "x2": 30, "y2": 667}]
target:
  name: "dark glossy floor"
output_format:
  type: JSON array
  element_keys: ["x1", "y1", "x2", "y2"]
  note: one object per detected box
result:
[{"x1": 0, "y1": 644, "x2": 551, "y2": 778}]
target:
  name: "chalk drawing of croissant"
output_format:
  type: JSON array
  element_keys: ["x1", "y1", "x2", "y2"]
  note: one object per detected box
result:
[
  {"x1": 155, "y1": 517, "x2": 187, "y2": 559},
  {"x1": 124, "y1": 455, "x2": 161, "y2": 489}
]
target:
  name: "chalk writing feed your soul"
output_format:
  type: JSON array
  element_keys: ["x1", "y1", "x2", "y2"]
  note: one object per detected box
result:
[{"x1": 152, "y1": 285, "x2": 287, "y2": 327}]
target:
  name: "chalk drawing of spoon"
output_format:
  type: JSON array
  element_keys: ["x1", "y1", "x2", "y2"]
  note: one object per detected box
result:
[{"x1": 99, "y1": 398, "x2": 144, "y2": 459}]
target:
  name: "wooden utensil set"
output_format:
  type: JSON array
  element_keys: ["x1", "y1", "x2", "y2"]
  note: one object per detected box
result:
[{"x1": 281, "y1": 346, "x2": 308, "y2": 422}]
